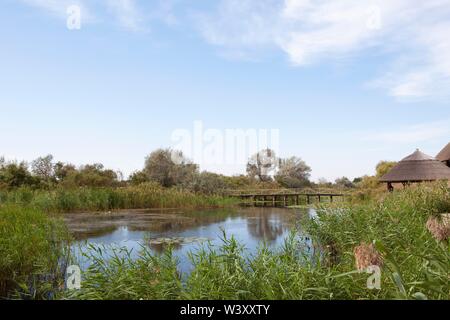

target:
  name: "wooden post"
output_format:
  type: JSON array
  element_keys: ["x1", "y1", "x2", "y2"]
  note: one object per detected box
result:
[
  {"x1": 272, "y1": 196, "x2": 276, "y2": 207},
  {"x1": 295, "y1": 195, "x2": 299, "y2": 206},
  {"x1": 283, "y1": 196, "x2": 287, "y2": 207},
  {"x1": 307, "y1": 195, "x2": 311, "y2": 205},
  {"x1": 387, "y1": 182, "x2": 394, "y2": 192},
  {"x1": 318, "y1": 195, "x2": 321, "y2": 203}
]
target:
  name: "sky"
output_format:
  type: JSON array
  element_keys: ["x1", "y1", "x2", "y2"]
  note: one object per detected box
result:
[{"x1": 1, "y1": 0, "x2": 449, "y2": 181}]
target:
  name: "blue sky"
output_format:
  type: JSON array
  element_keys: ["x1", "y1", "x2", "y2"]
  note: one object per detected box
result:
[{"x1": 1, "y1": 0, "x2": 449, "y2": 181}]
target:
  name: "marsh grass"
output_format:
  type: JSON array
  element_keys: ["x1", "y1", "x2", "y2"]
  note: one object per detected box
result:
[
  {"x1": 307, "y1": 182, "x2": 450, "y2": 299},
  {"x1": 0, "y1": 205, "x2": 71, "y2": 299},
  {"x1": 62, "y1": 232, "x2": 383, "y2": 300},
  {"x1": 0, "y1": 183, "x2": 237, "y2": 213},
  {"x1": 62, "y1": 183, "x2": 449, "y2": 300}
]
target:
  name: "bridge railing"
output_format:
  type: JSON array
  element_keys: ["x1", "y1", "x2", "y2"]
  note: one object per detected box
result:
[{"x1": 223, "y1": 187, "x2": 348, "y2": 196}]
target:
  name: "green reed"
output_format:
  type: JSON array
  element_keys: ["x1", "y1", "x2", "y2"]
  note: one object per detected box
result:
[
  {"x1": 0, "y1": 205, "x2": 71, "y2": 299},
  {"x1": 62, "y1": 183, "x2": 449, "y2": 300},
  {"x1": 0, "y1": 183, "x2": 238, "y2": 213}
]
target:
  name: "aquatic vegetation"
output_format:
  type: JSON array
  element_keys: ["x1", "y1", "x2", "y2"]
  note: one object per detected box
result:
[
  {"x1": 0, "y1": 205, "x2": 70, "y2": 299},
  {"x1": 307, "y1": 182, "x2": 450, "y2": 299},
  {"x1": 147, "y1": 237, "x2": 210, "y2": 246},
  {"x1": 62, "y1": 183, "x2": 449, "y2": 300},
  {"x1": 0, "y1": 183, "x2": 238, "y2": 213},
  {"x1": 62, "y1": 244, "x2": 182, "y2": 300},
  {"x1": 1, "y1": 182, "x2": 448, "y2": 300}
]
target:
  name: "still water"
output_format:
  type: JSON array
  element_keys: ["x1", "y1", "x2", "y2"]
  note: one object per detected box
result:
[{"x1": 64, "y1": 207, "x2": 316, "y2": 273}]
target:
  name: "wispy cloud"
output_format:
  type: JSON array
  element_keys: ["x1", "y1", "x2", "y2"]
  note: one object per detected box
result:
[
  {"x1": 18, "y1": 0, "x2": 450, "y2": 100},
  {"x1": 105, "y1": 0, "x2": 145, "y2": 32},
  {"x1": 369, "y1": 20, "x2": 450, "y2": 101},
  {"x1": 361, "y1": 120, "x2": 450, "y2": 144},
  {"x1": 150, "y1": 0, "x2": 179, "y2": 27},
  {"x1": 196, "y1": 0, "x2": 450, "y2": 100},
  {"x1": 19, "y1": 0, "x2": 147, "y2": 32},
  {"x1": 19, "y1": 0, "x2": 91, "y2": 20}
]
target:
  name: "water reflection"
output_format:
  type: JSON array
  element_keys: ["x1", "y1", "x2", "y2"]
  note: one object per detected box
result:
[
  {"x1": 65, "y1": 207, "x2": 314, "y2": 273},
  {"x1": 149, "y1": 241, "x2": 182, "y2": 254},
  {"x1": 246, "y1": 211, "x2": 286, "y2": 241}
]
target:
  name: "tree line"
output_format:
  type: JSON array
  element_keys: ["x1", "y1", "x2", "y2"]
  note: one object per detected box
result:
[
  {"x1": 0, "y1": 155, "x2": 120, "y2": 190},
  {"x1": 0, "y1": 149, "x2": 396, "y2": 193}
]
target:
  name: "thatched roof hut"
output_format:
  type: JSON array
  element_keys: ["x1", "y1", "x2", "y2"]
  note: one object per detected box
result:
[
  {"x1": 380, "y1": 149, "x2": 450, "y2": 190},
  {"x1": 436, "y1": 142, "x2": 450, "y2": 166}
]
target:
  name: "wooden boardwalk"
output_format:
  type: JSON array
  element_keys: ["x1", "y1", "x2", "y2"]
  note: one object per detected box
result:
[{"x1": 226, "y1": 189, "x2": 345, "y2": 207}]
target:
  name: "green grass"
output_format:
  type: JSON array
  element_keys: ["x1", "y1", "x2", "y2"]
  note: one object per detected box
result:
[
  {"x1": 2, "y1": 183, "x2": 448, "y2": 300},
  {"x1": 0, "y1": 205, "x2": 70, "y2": 299},
  {"x1": 0, "y1": 183, "x2": 238, "y2": 214},
  {"x1": 61, "y1": 183, "x2": 449, "y2": 300},
  {"x1": 306, "y1": 182, "x2": 450, "y2": 299}
]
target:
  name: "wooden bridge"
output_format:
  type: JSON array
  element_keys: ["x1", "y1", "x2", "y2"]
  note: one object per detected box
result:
[{"x1": 225, "y1": 188, "x2": 346, "y2": 207}]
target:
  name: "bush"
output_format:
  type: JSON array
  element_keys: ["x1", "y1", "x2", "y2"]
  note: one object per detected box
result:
[{"x1": 184, "y1": 172, "x2": 229, "y2": 195}]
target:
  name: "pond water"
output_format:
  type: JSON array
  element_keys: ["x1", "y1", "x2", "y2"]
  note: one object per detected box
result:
[{"x1": 64, "y1": 206, "x2": 317, "y2": 274}]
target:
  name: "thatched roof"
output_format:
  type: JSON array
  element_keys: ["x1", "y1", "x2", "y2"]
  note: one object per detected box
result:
[
  {"x1": 436, "y1": 142, "x2": 450, "y2": 162},
  {"x1": 380, "y1": 149, "x2": 450, "y2": 183}
]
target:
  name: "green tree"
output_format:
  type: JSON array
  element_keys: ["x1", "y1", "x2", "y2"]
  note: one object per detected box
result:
[
  {"x1": 334, "y1": 176, "x2": 355, "y2": 189},
  {"x1": 0, "y1": 161, "x2": 37, "y2": 189},
  {"x1": 275, "y1": 156, "x2": 311, "y2": 188},
  {"x1": 61, "y1": 163, "x2": 119, "y2": 188},
  {"x1": 128, "y1": 170, "x2": 149, "y2": 185},
  {"x1": 186, "y1": 172, "x2": 229, "y2": 195},
  {"x1": 31, "y1": 154, "x2": 55, "y2": 182},
  {"x1": 352, "y1": 177, "x2": 363, "y2": 184},
  {"x1": 53, "y1": 162, "x2": 77, "y2": 182},
  {"x1": 375, "y1": 161, "x2": 397, "y2": 178},
  {"x1": 144, "y1": 149, "x2": 198, "y2": 187}
]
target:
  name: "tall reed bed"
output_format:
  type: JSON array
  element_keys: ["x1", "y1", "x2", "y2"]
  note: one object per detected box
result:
[
  {"x1": 63, "y1": 183, "x2": 449, "y2": 300},
  {"x1": 0, "y1": 205, "x2": 70, "y2": 299},
  {"x1": 307, "y1": 182, "x2": 449, "y2": 299},
  {"x1": 0, "y1": 183, "x2": 237, "y2": 213}
]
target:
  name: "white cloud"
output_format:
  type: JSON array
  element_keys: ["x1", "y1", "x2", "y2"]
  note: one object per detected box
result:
[
  {"x1": 105, "y1": 0, "x2": 145, "y2": 32},
  {"x1": 361, "y1": 120, "x2": 450, "y2": 144},
  {"x1": 196, "y1": 0, "x2": 281, "y2": 50},
  {"x1": 196, "y1": 0, "x2": 450, "y2": 100},
  {"x1": 18, "y1": 0, "x2": 450, "y2": 100},
  {"x1": 370, "y1": 20, "x2": 450, "y2": 100}
]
